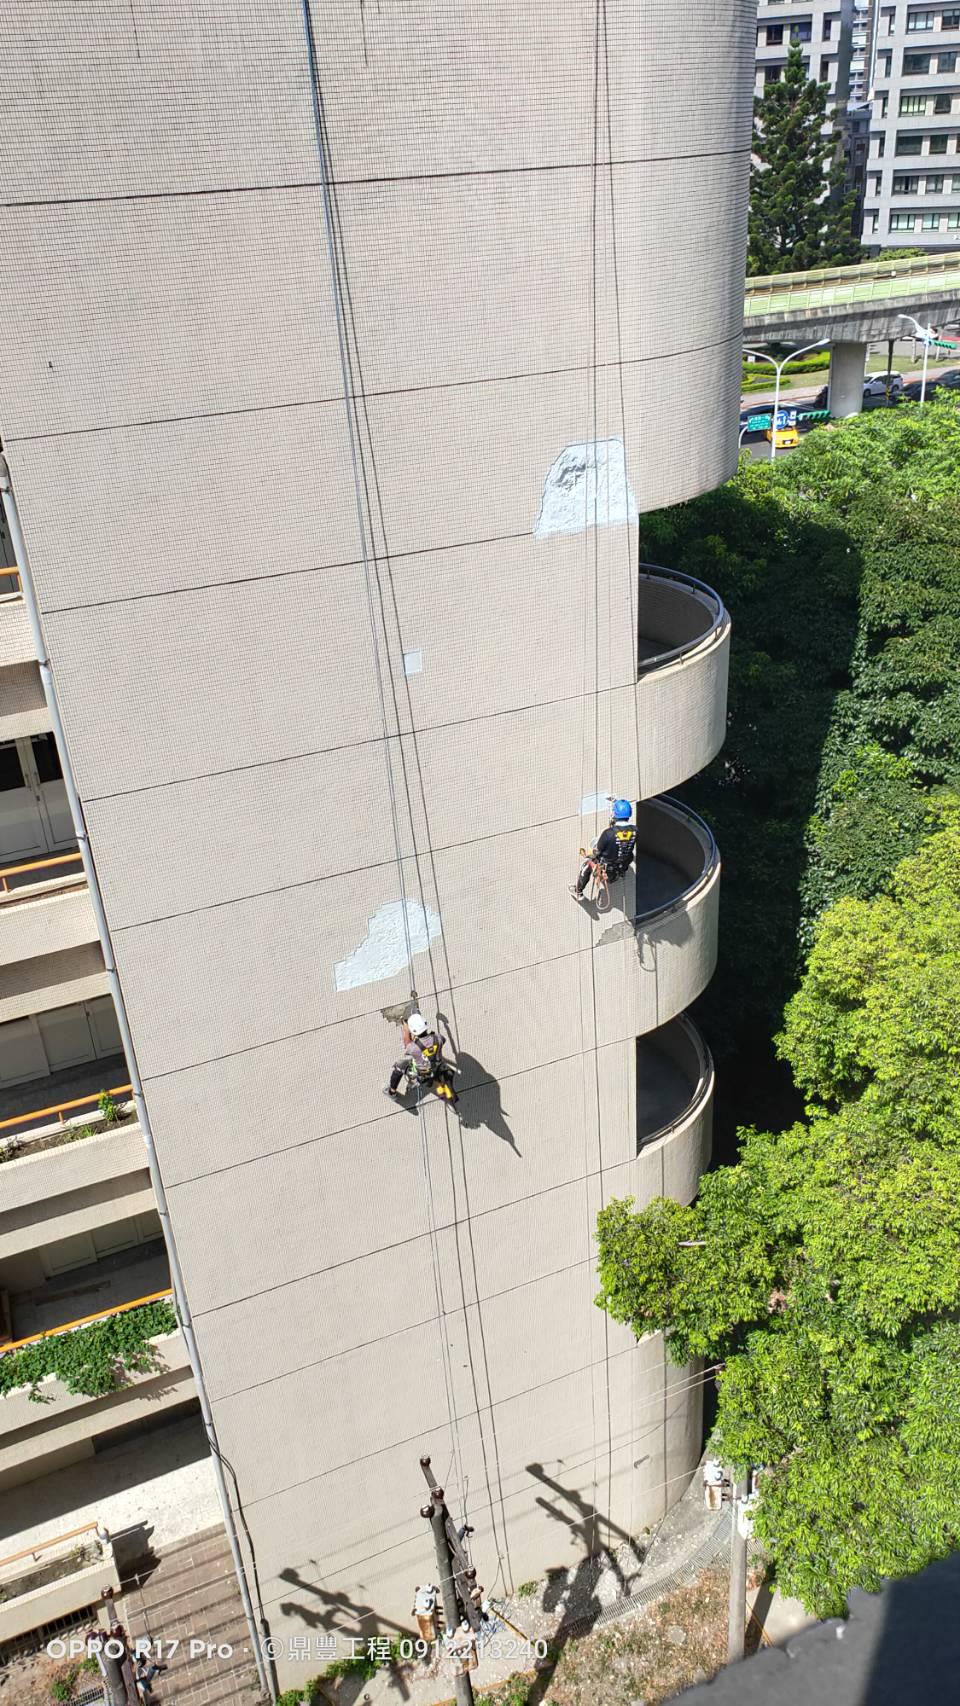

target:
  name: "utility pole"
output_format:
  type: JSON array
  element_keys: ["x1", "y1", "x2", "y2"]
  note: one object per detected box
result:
[
  {"x1": 727, "y1": 1471, "x2": 750, "y2": 1664},
  {"x1": 419, "y1": 1456, "x2": 478, "y2": 1706}
]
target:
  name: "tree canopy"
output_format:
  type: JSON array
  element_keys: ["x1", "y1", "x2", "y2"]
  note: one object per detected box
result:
[
  {"x1": 749, "y1": 45, "x2": 861, "y2": 275},
  {"x1": 597, "y1": 817, "x2": 960, "y2": 1615},
  {"x1": 620, "y1": 395, "x2": 960, "y2": 1614}
]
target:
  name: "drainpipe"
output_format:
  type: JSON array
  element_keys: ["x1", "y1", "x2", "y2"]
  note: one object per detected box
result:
[{"x1": 0, "y1": 456, "x2": 275, "y2": 1704}]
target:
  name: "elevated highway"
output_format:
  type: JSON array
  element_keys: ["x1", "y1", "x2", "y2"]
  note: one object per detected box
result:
[{"x1": 744, "y1": 254, "x2": 960, "y2": 414}]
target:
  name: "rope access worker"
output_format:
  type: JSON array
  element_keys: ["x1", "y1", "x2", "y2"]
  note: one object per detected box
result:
[
  {"x1": 386, "y1": 1011, "x2": 447, "y2": 1099},
  {"x1": 572, "y1": 798, "x2": 637, "y2": 899}
]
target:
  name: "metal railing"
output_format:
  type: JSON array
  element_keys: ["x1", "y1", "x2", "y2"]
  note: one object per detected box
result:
[
  {"x1": 0, "y1": 1287, "x2": 174, "y2": 1356},
  {"x1": 0, "y1": 1522, "x2": 103, "y2": 1573},
  {"x1": 638, "y1": 1015, "x2": 715, "y2": 1152},
  {"x1": 0, "y1": 1084, "x2": 133, "y2": 1136},
  {"x1": 0, "y1": 850, "x2": 85, "y2": 894},
  {"x1": 633, "y1": 797, "x2": 720, "y2": 928},
  {"x1": 637, "y1": 564, "x2": 728, "y2": 676}
]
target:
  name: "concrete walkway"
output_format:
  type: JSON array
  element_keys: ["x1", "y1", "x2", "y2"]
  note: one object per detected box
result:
[{"x1": 118, "y1": 1527, "x2": 264, "y2": 1706}]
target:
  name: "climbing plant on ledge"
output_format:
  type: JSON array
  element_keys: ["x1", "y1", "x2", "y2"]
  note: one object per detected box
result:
[{"x1": 0, "y1": 1298, "x2": 178, "y2": 1402}]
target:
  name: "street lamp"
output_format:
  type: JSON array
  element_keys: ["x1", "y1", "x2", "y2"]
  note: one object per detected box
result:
[
  {"x1": 898, "y1": 313, "x2": 938, "y2": 406},
  {"x1": 743, "y1": 339, "x2": 830, "y2": 460}
]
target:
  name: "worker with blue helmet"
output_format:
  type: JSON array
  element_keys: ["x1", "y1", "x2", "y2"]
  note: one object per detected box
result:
[{"x1": 572, "y1": 798, "x2": 637, "y2": 899}]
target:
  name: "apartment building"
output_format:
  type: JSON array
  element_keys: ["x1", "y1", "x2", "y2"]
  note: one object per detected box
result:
[
  {"x1": 864, "y1": 2, "x2": 960, "y2": 247},
  {"x1": 0, "y1": 1, "x2": 754, "y2": 1685},
  {"x1": 0, "y1": 569, "x2": 194, "y2": 1539},
  {"x1": 755, "y1": 1, "x2": 871, "y2": 201},
  {"x1": 755, "y1": 0, "x2": 857, "y2": 99}
]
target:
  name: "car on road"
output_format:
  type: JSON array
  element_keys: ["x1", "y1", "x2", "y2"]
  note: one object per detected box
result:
[
  {"x1": 901, "y1": 377, "x2": 941, "y2": 401},
  {"x1": 936, "y1": 368, "x2": 960, "y2": 389},
  {"x1": 766, "y1": 423, "x2": 800, "y2": 449},
  {"x1": 863, "y1": 372, "x2": 904, "y2": 398}
]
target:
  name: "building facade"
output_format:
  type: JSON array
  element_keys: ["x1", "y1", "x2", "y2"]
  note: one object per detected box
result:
[
  {"x1": 864, "y1": 1, "x2": 960, "y2": 248},
  {"x1": 0, "y1": 1, "x2": 754, "y2": 1683},
  {"x1": 755, "y1": 0, "x2": 857, "y2": 102},
  {"x1": 754, "y1": 0, "x2": 873, "y2": 207}
]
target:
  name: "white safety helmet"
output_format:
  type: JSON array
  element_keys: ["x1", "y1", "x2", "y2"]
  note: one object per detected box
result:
[{"x1": 407, "y1": 1012, "x2": 429, "y2": 1038}]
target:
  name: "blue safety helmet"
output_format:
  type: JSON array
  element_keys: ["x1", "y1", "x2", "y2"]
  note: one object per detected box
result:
[{"x1": 612, "y1": 798, "x2": 632, "y2": 822}]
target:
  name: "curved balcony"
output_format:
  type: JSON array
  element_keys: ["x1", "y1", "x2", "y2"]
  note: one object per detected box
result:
[
  {"x1": 633, "y1": 794, "x2": 719, "y2": 1029},
  {"x1": 636, "y1": 1015, "x2": 713, "y2": 1202},
  {"x1": 635, "y1": 565, "x2": 730, "y2": 798}
]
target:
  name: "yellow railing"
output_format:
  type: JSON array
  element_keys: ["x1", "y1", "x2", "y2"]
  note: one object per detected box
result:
[
  {"x1": 0, "y1": 1084, "x2": 133, "y2": 1135},
  {"x1": 0, "y1": 1521, "x2": 102, "y2": 1572},
  {"x1": 0, "y1": 851, "x2": 84, "y2": 893},
  {"x1": 0, "y1": 1287, "x2": 174, "y2": 1356}
]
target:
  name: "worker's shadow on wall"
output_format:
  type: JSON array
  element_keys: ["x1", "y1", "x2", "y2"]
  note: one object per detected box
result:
[{"x1": 436, "y1": 1014, "x2": 520, "y2": 1156}]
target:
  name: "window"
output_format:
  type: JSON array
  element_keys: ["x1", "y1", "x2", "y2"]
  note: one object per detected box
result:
[
  {"x1": 890, "y1": 211, "x2": 919, "y2": 228},
  {"x1": 896, "y1": 131, "x2": 924, "y2": 151},
  {"x1": 904, "y1": 50, "x2": 933, "y2": 72},
  {"x1": 790, "y1": 22, "x2": 813, "y2": 42},
  {"x1": 0, "y1": 743, "x2": 25, "y2": 793},
  {"x1": 953, "y1": 173, "x2": 960, "y2": 187},
  {"x1": 925, "y1": 172, "x2": 945, "y2": 188},
  {"x1": 943, "y1": 8, "x2": 960, "y2": 25},
  {"x1": 884, "y1": 7, "x2": 897, "y2": 31},
  {"x1": 766, "y1": 22, "x2": 783, "y2": 42},
  {"x1": 823, "y1": 17, "x2": 834, "y2": 38},
  {"x1": 923, "y1": 210, "x2": 942, "y2": 226},
  {"x1": 873, "y1": 172, "x2": 884, "y2": 193},
  {"x1": 869, "y1": 210, "x2": 880, "y2": 232},
  {"x1": 935, "y1": 92, "x2": 953, "y2": 111},
  {"x1": 907, "y1": 7, "x2": 936, "y2": 25},
  {"x1": 878, "y1": 133, "x2": 886, "y2": 155},
  {"x1": 880, "y1": 92, "x2": 890, "y2": 115},
  {"x1": 30, "y1": 734, "x2": 62, "y2": 785},
  {"x1": 901, "y1": 92, "x2": 928, "y2": 111},
  {"x1": 764, "y1": 64, "x2": 782, "y2": 83},
  {"x1": 929, "y1": 132, "x2": 950, "y2": 149},
  {"x1": 949, "y1": 210, "x2": 960, "y2": 225},
  {"x1": 938, "y1": 50, "x2": 958, "y2": 69},
  {"x1": 893, "y1": 173, "x2": 921, "y2": 190}
]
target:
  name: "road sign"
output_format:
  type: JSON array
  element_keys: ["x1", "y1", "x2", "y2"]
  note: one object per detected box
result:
[{"x1": 746, "y1": 413, "x2": 771, "y2": 431}]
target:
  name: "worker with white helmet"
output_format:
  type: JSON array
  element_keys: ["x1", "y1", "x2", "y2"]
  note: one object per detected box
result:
[{"x1": 386, "y1": 1011, "x2": 447, "y2": 1099}]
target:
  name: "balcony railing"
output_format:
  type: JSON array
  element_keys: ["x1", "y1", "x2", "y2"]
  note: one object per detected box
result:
[
  {"x1": 637, "y1": 565, "x2": 726, "y2": 676},
  {"x1": 634, "y1": 797, "x2": 719, "y2": 927},
  {"x1": 0, "y1": 850, "x2": 84, "y2": 896},
  {"x1": 0, "y1": 1287, "x2": 174, "y2": 1357},
  {"x1": 0, "y1": 1083, "x2": 133, "y2": 1139},
  {"x1": 638, "y1": 1015, "x2": 714, "y2": 1152}
]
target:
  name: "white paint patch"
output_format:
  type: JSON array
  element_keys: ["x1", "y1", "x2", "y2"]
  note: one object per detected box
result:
[
  {"x1": 403, "y1": 649, "x2": 423, "y2": 677},
  {"x1": 534, "y1": 439, "x2": 638, "y2": 539},
  {"x1": 580, "y1": 791, "x2": 613, "y2": 815},
  {"x1": 334, "y1": 898, "x2": 442, "y2": 991}
]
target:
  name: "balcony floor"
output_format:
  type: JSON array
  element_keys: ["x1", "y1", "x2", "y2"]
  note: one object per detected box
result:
[
  {"x1": 637, "y1": 1036, "x2": 694, "y2": 1143},
  {"x1": 0, "y1": 1412, "x2": 217, "y2": 1563},
  {"x1": 0, "y1": 1052, "x2": 128, "y2": 1136},
  {"x1": 635, "y1": 847, "x2": 686, "y2": 914},
  {"x1": 9, "y1": 1239, "x2": 169, "y2": 1340}
]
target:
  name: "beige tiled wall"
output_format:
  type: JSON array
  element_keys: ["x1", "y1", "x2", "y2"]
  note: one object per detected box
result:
[{"x1": 0, "y1": 0, "x2": 753, "y2": 1671}]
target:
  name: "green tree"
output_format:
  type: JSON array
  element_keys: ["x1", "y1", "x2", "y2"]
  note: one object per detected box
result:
[
  {"x1": 876, "y1": 247, "x2": 928, "y2": 261},
  {"x1": 596, "y1": 819, "x2": 960, "y2": 1615},
  {"x1": 749, "y1": 45, "x2": 861, "y2": 274}
]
